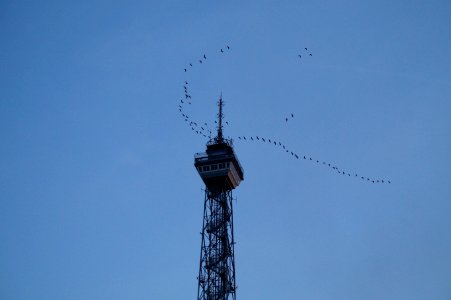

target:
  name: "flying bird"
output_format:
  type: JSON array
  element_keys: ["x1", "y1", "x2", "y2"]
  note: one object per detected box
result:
[
  {"x1": 184, "y1": 68, "x2": 187, "y2": 72},
  {"x1": 298, "y1": 54, "x2": 302, "y2": 58},
  {"x1": 203, "y1": 54, "x2": 206, "y2": 59},
  {"x1": 226, "y1": 45, "x2": 230, "y2": 49},
  {"x1": 220, "y1": 49, "x2": 224, "y2": 53}
]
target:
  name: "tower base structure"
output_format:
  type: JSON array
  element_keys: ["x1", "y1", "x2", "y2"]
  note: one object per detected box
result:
[{"x1": 197, "y1": 184, "x2": 236, "y2": 300}]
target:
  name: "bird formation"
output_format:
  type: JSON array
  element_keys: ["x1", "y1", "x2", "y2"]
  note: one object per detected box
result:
[
  {"x1": 178, "y1": 45, "x2": 233, "y2": 139},
  {"x1": 285, "y1": 113, "x2": 295, "y2": 122},
  {"x1": 184, "y1": 46, "x2": 231, "y2": 73},
  {"x1": 178, "y1": 44, "x2": 390, "y2": 184},
  {"x1": 298, "y1": 47, "x2": 313, "y2": 60},
  {"x1": 235, "y1": 135, "x2": 390, "y2": 184}
]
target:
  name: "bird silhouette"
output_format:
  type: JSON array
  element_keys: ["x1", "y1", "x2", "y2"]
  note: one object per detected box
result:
[
  {"x1": 227, "y1": 45, "x2": 230, "y2": 49},
  {"x1": 190, "y1": 63, "x2": 193, "y2": 67},
  {"x1": 291, "y1": 113, "x2": 294, "y2": 118},
  {"x1": 199, "y1": 60, "x2": 202, "y2": 64},
  {"x1": 309, "y1": 53, "x2": 312, "y2": 56},
  {"x1": 285, "y1": 118, "x2": 288, "y2": 122},
  {"x1": 184, "y1": 68, "x2": 187, "y2": 72},
  {"x1": 203, "y1": 54, "x2": 206, "y2": 59},
  {"x1": 304, "y1": 47, "x2": 307, "y2": 50},
  {"x1": 298, "y1": 54, "x2": 302, "y2": 58},
  {"x1": 220, "y1": 49, "x2": 224, "y2": 53}
]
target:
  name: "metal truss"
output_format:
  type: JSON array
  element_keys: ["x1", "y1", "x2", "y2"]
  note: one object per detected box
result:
[{"x1": 197, "y1": 184, "x2": 236, "y2": 300}]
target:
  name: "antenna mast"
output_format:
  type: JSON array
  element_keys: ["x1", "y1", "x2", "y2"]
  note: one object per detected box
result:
[{"x1": 216, "y1": 94, "x2": 224, "y2": 143}]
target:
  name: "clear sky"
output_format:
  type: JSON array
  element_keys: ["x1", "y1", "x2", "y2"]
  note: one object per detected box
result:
[{"x1": 1, "y1": 0, "x2": 450, "y2": 299}]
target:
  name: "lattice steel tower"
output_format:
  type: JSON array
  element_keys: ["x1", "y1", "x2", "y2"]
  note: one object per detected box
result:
[{"x1": 194, "y1": 96, "x2": 244, "y2": 300}]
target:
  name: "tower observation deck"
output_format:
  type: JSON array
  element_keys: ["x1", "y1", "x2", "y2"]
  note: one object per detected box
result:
[{"x1": 194, "y1": 96, "x2": 244, "y2": 300}]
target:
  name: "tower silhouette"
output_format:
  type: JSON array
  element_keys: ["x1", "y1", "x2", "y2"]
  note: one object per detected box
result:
[{"x1": 194, "y1": 95, "x2": 244, "y2": 300}]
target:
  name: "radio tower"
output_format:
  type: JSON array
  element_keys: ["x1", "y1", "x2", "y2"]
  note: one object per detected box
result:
[{"x1": 194, "y1": 95, "x2": 244, "y2": 300}]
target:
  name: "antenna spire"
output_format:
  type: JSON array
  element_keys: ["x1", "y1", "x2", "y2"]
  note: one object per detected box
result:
[{"x1": 216, "y1": 93, "x2": 224, "y2": 143}]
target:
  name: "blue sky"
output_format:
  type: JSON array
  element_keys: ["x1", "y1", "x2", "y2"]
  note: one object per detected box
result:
[{"x1": 1, "y1": 0, "x2": 450, "y2": 299}]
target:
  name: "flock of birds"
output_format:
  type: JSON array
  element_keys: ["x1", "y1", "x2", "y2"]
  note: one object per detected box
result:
[{"x1": 178, "y1": 45, "x2": 391, "y2": 184}]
